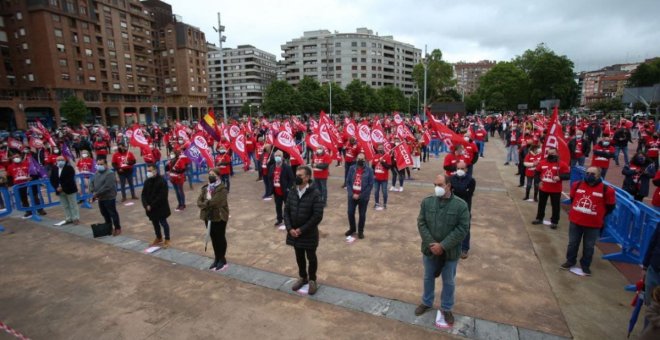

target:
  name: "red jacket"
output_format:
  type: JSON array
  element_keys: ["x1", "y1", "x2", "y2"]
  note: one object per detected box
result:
[
  {"x1": 167, "y1": 156, "x2": 189, "y2": 185},
  {"x1": 569, "y1": 181, "x2": 615, "y2": 228},
  {"x1": 76, "y1": 157, "x2": 95, "y2": 174},
  {"x1": 473, "y1": 128, "x2": 486, "y2": 142},
  {"x1": 8, "y1": 159, "x2": 30, "y2": 184},
  {"x1": 372, "y1": 153, "x2": 391, "y2": 181},
  {"x1": 523, "y1": 152, "x2": 542, "y2": 177},
  {"x1": 111, "y1": 151, "x2": 136, "y2": 173},
  {"x1": 312, "y1": 153, "x2": 332, "y2": 179},
  {"x1": 443, "y1": 152, "x2": 471, "y2": 176},
  {"x1": 93, "y1": 141, "x2": 108, "y2": 156},
  {"x1": 591, "y1": 144, "x2": 615, "y2": 169},
  {"x1": 245, "y1": 136, "x2": 256, "y2": 153},
  {"x1": 215, "y1": 153, "x2": 232, "y2": 175},
  {"x1": 344, "y1": 143, "x2": 359, "y2": 163},
  {"x1": 535, "y1": 159, "x2": 569, "y2": 193}
]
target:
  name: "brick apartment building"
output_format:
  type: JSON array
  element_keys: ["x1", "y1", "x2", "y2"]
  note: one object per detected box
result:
[
  {"x1": 453, "y1": 60, "x2": 496, "y2": 98},
  {"x1": 0, "y1": 0, "x2": 209, "y2": 130}
]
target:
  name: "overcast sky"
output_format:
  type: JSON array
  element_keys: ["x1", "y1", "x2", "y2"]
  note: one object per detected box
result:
[{"x1": 168, "y1": 0, "x2": 660, "y2": 72}]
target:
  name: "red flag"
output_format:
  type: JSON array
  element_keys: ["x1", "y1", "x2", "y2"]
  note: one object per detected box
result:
[
  {"x1": 305, "y1": 133, "x2": 323, "y2": 151},
  {"x1": 130, "y1": 127, "x2": 151, "y2": 154},
  {"x1": 370, "y1": 125, "x2": 387, "y2": 148},
  {"x1": 356, "y1": 124, "x2": 375, "y2": 161},
  {"x1": 414, "y1": 116, "x2": 423, "y2": 129},
  {"x1": 422, "y1": 130, "x2": 431, "y2": 145},
  {"x1": 266, "y1": 130, "x2": 274, "y2": 145},
  {"x1": 175, "y1": 122, "x2": 190, "y2": 142},
  {"x1": 273, "y1": 131, "x2": 304, "y2": 165},
  {"x1": 316, "y1": 119, "x2": 338, "y2": 154},
  {"x1": 35, "y1": 120, "x2": 55, "y2": 147},
  {"x1": 425, "y1": 109, "x2": 464, "y2": 150},
  {"x1": 191, "y1": 133, "x2": 214, "y2": 167},
  {"x1": 542, "y1": 106, "x2": 570, "y2": 164},
  {"x1": 283, "y1": 120, "x2": 293, "y2": 135},
  {"x1": 393, "y1": 142, "x2": 413, "y2": 170},
  {"x1": 396, "y1": 124, "x2": 416, "y2": 142},
  {"x1": 344, "y1": 120, "x2": 357, "y2": 139},
  {"x1": 392, "y1": 112, "x2": 403, "y2": 126},
  {"x1": 230, "y1": 134, "x2": 249, "y2": 164},
  {"x1": 247, "y1": 119, "x2": 254, "y2": 134},
  {"x1": 228, "y1": 124, "x2": 242, "y2": 141},
  {"x1": 309, "y1": 118, "x2": 319, "y2": 132},
  {"x1": 29, "y1": 138, "x2": 44, "y2": 149}
]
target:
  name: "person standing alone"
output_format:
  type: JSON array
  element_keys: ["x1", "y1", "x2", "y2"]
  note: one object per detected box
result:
[
  {"x1": 49, "y1": 156, "x2": 79, "y2": 224},
  {"x1": 142, "y1": 163, "x2": 172, "y2": 248}
]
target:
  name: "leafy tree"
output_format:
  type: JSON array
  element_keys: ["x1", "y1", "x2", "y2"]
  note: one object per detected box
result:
[
  {"x1": 512, "y1": 43, "x2": 579, "y2": 109},
  {"x1": 297, "y1": 76, "x2": 324, "y2": 113},
  {"x1": 412, "y1": 49, "x2": 456, "y2": 103},
  {"x1": 589, "y1": 98, "x2": 624, "y2": 112},
  {"x1": 464, "y1": 93, "x2": 482, "y2": 114},
  {"x1": 627, "y1": 59, "x2": 660, "y2": 87},
  {"x1": 345, "y1": 79, "x2": 367, "y2": 113},
  {"x1": 262, "y1": 80, "x2": 298, "y2": 115},
  {"x1": 477, "y1": 62, "x2": 529, "y2": 110},
  {"x1": 60, "y1": 96, "x2": 88, "y2": 126},
  {"x1": 437, "y1": 88, "x2": 462, "y2": 102},
  {"x1": 239, "y1": 101, "x2": 251, "y2": 115},
  {"x1": 319, "y1": 82, "x2": 350, "y2": 113},
  {"x1": 377, "y1": 86, "x2": 406, "y2": 112}
]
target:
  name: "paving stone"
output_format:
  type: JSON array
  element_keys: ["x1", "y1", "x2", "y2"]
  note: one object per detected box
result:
[
  {"x1": 518, "y1": 328, "x2": 569, "y2": 340},
  {"x1": 475, "y1": 319, "x2": 519, "y2": 340},
  {"x1": 173, "y1": 251, "x2": 205, "y2": 267},
  {"x1": 312, "y1": 287, "x2": 390, "y2": 316}
]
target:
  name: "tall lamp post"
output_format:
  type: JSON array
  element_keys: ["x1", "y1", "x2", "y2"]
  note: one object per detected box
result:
[
  {"x1": 422, "y1": 44, "x2": 428, "y2": 120},
  {"x1": 213, "y1": 13, "x2": 228, "y2": 123}
]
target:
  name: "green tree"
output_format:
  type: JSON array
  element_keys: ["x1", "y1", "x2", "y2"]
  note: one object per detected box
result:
[
  {"x1": 477, "y1": 61, "x2": 529, "y2": 110},
  {"x1": 239, "y1": 101, "x2": 251, "y2": 115},
  {"x1": 60, "y1": 96, "x2": 88, "y2": 126},
  {"x1": 589, "y1": 98, "x2": 624, "y2": 112},
  {"x1": 345, "y1": 79, "x2": 367, "y2": 113},
  {"x1": 364, "y1": 85, "x2": 382, "y2": 113},
  {"x1": 627, "y1": 59, "x2": 660, "y2": 87},
  {"x1": 412, "y1": 49, "x2": 456, "y2": 103},
  {"x1": 377, "y1": 86, "x2": 406, "y2": 112},
  {"x1": 262, "y1": 80, "x2": 298, "y2": 115},
  {"x1": 512, "y1": 43, "x2": 579, "y2": 109},
  {"x1": 464, "y1": 93, "x2": 482, "y2": 114},
  {"x1": 319, "y1": 82, "x2": 350, "y2": 113},
  {"x1": 297, "y1": 76, "x2": 324, "y2": 113}
]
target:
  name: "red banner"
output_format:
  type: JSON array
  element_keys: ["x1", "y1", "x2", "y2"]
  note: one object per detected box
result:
[
  {"x1": 356, "y1": 124, "x2": 375, "y2": 161},
  {"x1": 230, "y1": 134, "x2": 249, "y2": 165},
  {"x1": 394, "y1": 142, "x2": 413, "y2": 170},
  {"x1": 273, "y1": 131, "x2": 304, "y2": 165},
  {"x1": 130, "y1": 128, "x2": 151, "y2": 154},
  {"x1": 543, "y1": 106, "x2": 570, "y2": 164},
  {"x1": 305, "y1": 133, "x2": 323, "y2": 151}
]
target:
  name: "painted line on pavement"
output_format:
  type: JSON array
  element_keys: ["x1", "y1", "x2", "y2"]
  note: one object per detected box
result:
[{"x1": 6, "y1": 213, "x2": 568, "y2": 340}]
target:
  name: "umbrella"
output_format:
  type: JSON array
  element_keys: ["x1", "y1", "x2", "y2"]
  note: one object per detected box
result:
[{"x1": 628, "y1": 278, "x2": 645, "y2": 338}]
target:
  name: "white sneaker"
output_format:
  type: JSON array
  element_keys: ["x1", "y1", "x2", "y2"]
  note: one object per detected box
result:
[
  {"x1": 389, "y1": 187, "x2": 396, "y2": 191},
  {"x1": 375, "y1": 206, "x2": 384, "y2": 211},
  {"x1": 399, "y1": 187, "x2": 404, "y2": 192}
]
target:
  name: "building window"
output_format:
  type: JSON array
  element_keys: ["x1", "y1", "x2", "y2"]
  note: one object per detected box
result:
[
  {"x1": 113, "y1": 83, "x2": 120, "y2": 89},
  {"x1": 85, "y1": 49, "x2": 92, "y2": 56},
  {"x1": 351, "y1": 41, "x2": 357, "y2": 47},
  {"x1": 25, "y1": 59, "x2": 31, "y2": 65},
  {"x1": 87, "y1": 62, "x2": 94, "y2": 70},
  {"x1": 28, "y1": 74, "x2": 34, "y2": 81},
  {"x1": 19, "y1": 28, "x2": 26, "y2": 36},
  {"x1": 351, "y1": 58, "x2": 357, "y2": 63},
  {"x1": 336, "y1": 66, "x2": 341, "y2": 71},
  {"x1": 89, "y1": 76, "x2": 96, "y2": 82},
  {"x1": 61, "y1": 73, "x2": 70, "y2": 80},
  {"x1": 107, "y1": 40, "x2": 115, "y2": 48},
  {"x1": 59, "y1": 59, "x2": 67, "y2": 66},
  {"x1": 56, "y1": 43, "x2": 65, "y2": 52},
  {"x1": 49, "y1": 0, "x2": 58, "y2": 7},
  {"x1": 16, "y1": 12, "x2": 23, "y2": 20},
  {"x1": 52, "y1": 14, "x2": 60, "y2": 22},
  {"x1": 65, "y1": 0, "x2": 75, "y2": 13},
  {"x1": 54, "y1": 29, "x2": 63, "y2": 38},
  {"x1": 80, "y1": 6, "x2": 87, "y2": 15},
  {"x1": 361, "y1": 42, "x2": 366, "y2": 47},
  {"x1": 83, "y1": 35, "x2": 90, "y2": 43}
]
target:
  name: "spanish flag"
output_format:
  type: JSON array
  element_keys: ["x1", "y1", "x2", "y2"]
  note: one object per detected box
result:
[{"x1": 201, "y1": 109, "x2": 222, "y2": 141}]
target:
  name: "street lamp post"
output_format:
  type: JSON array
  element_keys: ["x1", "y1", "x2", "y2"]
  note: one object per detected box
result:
[
  {"x1": 213, "y1": 13, "x2": 228, "y2": 123},
  {"x1": 423, "y1": 44, "x2": 428, "y2": 120}
]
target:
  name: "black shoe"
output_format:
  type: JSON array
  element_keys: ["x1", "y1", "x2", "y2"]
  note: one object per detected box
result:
[
  {"x1": 344, "y1": 229, "x2": 354, "y2": 237},
  {"x1": 414, "y1": 304, "x2": 432, "y2": 316},
  {"x1": 560, "y1": 262, "x2": 573, "y2": 270},
  {"x1": 274, "y1": 221, "x2": 283, "y2": 227},
  {"x1": 358, "y1": 232, "x2": 364, "y2": 239},
  {"x1": 523, "y1": 197, "x2": 529, "y2": 201},
  {"x1": 442, "y1": 310, "x2": 455, "y2": 325},
  {"x1": 23, "y1": 212, "x2": 32, "y2": 218},
  {"x1": 504, "y1": 162, "x2": 510, "y2": 165},
  {"x1": 38, "y1": 209, "x2": 47, "y2": 216},
  {"x1": 531, "y1": 219, "x2": 542, "y2": 225},
  {"x1": 517, "y1": 184, "x2": 524, "y2": 187},
  {"x1": 582, "y1": 267, "x2": 592, "y2": 276},
  {"x1": 209, "y1": 260, "x2": 219, "y2": 270},
  {"x1": 550, "y1": 224, "x2": 558, "y2": 230}
]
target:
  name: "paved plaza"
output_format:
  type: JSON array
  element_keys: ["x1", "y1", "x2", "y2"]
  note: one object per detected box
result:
[{"x1": 0, "y1": 139, "x2": 642, "y2": 339}]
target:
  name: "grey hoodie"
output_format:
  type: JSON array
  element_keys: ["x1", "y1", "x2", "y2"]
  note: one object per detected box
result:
[{"x1": 90, "y1": 169, "x2": 117, "y2": 201}]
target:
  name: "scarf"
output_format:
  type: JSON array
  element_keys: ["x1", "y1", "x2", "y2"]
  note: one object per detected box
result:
[{"x1": 206, "y1": 180, "x2": 220, "y2": 199}]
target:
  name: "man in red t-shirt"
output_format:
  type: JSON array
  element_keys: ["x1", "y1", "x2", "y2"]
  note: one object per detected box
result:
[
  {"x1": 532, "y1": 147, "x2": 570, "y2": 229},
  {"x1": 561, "y1": 167, "x2": 615, "y2": 275},
  {"x1": 312, "y1": 147, "x2": 331, "y2": 205},
  {"x1": 342, "y1": 138, "x2": 359, "y2": 188},
  {"x1": 372, "y1": 144, "x2": 391, "y2": 210},
  {"x1": 590, "y1": 135, "x2": 615, "y2": 178},
  {"x1": 93, "y1": 135, "x2": 109, "y2": 160},
  {"x1": 111, "y1": 143, "x2": 137, "y2": 202},
  {"x1": 215, "y1": 146, "x2": 232, "y2": 192}
]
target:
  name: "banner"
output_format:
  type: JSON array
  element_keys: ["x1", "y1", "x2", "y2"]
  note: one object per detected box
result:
[
  {"x1": 542, "y1": 106, "x2": 570, "y2": 163},
  {"x1": 396, "y1": 124, "x2": 416, "y2": 142},
  {"x1": 273, "y1": 131, "x2": 304, "y2": 165},
  {"x1": 344, "y1": 120, "x2": 356, "y2": 139},
  {"x1": 230, "y1": 134, "x2": 249, "y2": 165},
  {"x1": 356, "y1": 124, "x2": 375, "y2": 161},
  {"x1": 393, "y1": 142, "x2": 414, "y2": 170},
  {"x1": 201, "y1": 109, "x2": 222, "y2": 141},
  {"x1": 184, "y1": 134, "x2": 214, "y2": 167},
  {"x1": 317, "y1": 121, "x2": 338, "y2": 154},
  {"x1": 426, "y1": 110, "x2": 464, "y2": 150},
  {"x1": 130, "y1": 128, "x2": 151, "y2": 154},
  {"x1": 393, "y1": 112, "x2": 403, "y2": 126},
  {"x1": 305, "y1": 133, "x2": 323, "y2": 151}
]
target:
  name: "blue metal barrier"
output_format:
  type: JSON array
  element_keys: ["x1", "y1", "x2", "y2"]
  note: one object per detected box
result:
[
  {"x1": 11, "y1": 179, "x2": 60, "y2": 222},
  {"x1": 75, "y1": 174, "x2": 94, "y2": 209},
  {"x1": 0, "y1": 186, "x2": 12, "y2": 232},
  {"x1": 637, "y1": 203, "x2": 660, "y2": 262},
  {"x1": 131, "y1": 163, "x2": 148, "y2": 189},
  {"x1": 600, "y1": 191, "x2": 642, "y2": 263}
]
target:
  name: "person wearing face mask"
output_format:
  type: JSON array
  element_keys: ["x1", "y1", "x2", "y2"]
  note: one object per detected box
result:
[
  {"x1": 214, "y1": 147, "x2": 232, "y2": 192},
  {"x1": 462, "y1": 134, "x2": 479, "y2": 177},
  {"x1": 312, "y1": 147, "x2": 331, "y2": 206},
  {"x1": 644, "y1": 133, "x2": 660, "y2": 169},
  {"x1": 504, "y1": 122, "x2": 521, "y2": 166},
  {"x1": 613, "y1": 126, "x2": 632, "y2": 166},
  {"x1": 142, "y1": 163, "x2": 172, "y2": 248},
  {"x1": 269, "y1": 150, "x2": 294, "y2": 227},
  {"x1": 590, "y1": 134, "x2": 615, "y2": 179},
  {"x1": 345, "y1": 152, "x2": 374, "y2": 239},
  {"x1": 568, "y1": 131, "x2": 591, "y2": 168},
  {"x1": 622, "y1": 152, "x2": 656, "y2": 201},
  {"x1": 90, "y1": 158, "x2": 122, "y2": 235},
  {"x1": 111, "y1": 143, "x2": 137, "y2": 202},
  {"x1": 523, "y1": 144, "x2": 542, "y2": 202},
  {"x1": 342, "y1": 137, "x2": 359, "y2": 189},
  {"x1": 197, "y1": 168, "x2": 230, "y2": 271},
  {"x1": 8, "y1": 152, "x2": 46, "y2": 218},
  {"x1": 390, "y1": 139, "x2": 406, "y2": 192},
  {"x1": 166, "y1": 151, "x2": 189, "y2": 211},
  {"x1": 372, "y1": 144, "x2": 392, "y2": 210},
  {"x1": 415, "y1": 174, "x2": 470, "y2": 325},
  {"x1": 443, "y1": 144, "x2": 471, "y2": 177},
  {"x1": 49, "y1": 156, "x2": 79, "y2": 224},
  {"x1": 531, "y1": 147, "x2": 570, "y2": 229},
  {"x1": 450, "y1": 161, "x2": 476, "y2": 259},
  {"x1": 93, "y1": 134, "x2": 109, "y2": 160},
  {"x1": 261, "y1": 144, "x2": 274, "y2": 200},
  {"x1": 284, "y1": 165, "x2": 324, "y2": 295},
  {"x1": 76, "y1": 151, "x2": 95, "y2": 175},
  {"x1": 560, "y1": 167, "x2": 615, "y2": 276}
]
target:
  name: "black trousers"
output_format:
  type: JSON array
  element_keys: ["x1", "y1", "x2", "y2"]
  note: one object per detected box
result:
[
  {"x1": 210, "y1": 220, "x2": 227, "y2": 264},
  {"x1": 294, "y1": 246, "x2": 317, "y2": 281},
  {"x1": 274, "y1": 193, "x2": 284, "y2": 223},
  {"x1": 535, "y1": 191, "x2": 561, "y2": 224}
]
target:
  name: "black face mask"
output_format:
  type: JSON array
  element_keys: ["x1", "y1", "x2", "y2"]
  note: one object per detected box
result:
[
  {"x1": 547, "y1": 155, "x2": 558, "y2": 162},
  {"x1": 295, "y1": 176, "x2": 304, "y2": 185},
  {"x1": 208, "y1": 175, "x2": 217, "y2": 183},
  {"x1": 357, "y1": 159, "x2": 365, "y2": 167},
  {"x1": 584, "y1": 174, "x2": 600, "y2": 186}
]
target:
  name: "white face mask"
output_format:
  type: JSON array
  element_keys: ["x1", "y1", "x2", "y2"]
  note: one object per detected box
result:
[
  {"x1": 434, "y1": 186, "x2": 446, "y2": 197},
  {"x1": 13, "y1": 157, "x2": 21, "y2": 163},
  {"x1": 82, "y1": 153, "x2": 89, "y2": 158},
  {"x1": 146, "y1": 171, "x2": 155, "y2": 178},
  {"x1": 170, "y1": 154, "x2": 176, "y2": 159},
  {"x1": 464, "y1": 136, "x2": 470, "y2": 142},
  {"x1": 456, "y1": 169, "x2": 466, "y2": 177}
]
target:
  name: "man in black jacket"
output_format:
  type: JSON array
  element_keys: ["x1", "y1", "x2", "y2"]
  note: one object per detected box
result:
[
  {"x1": 142, "y1": 163, "x2": 172, "y2": 248},
  {"x1": 644, "y1": 226, "x2": 660, "y2": 306},
  {"x1": 269, "y1": 150, "x2": 294, "y2": 227},
  {"x1": 613, "y1": 127, "x2": 632, "y2": 166},
  {"x1": 450, "y1": 161, "x2": 476, "y2": 259},
  {"x1": 284, "y1": 165, "x2": 324, "y2": 295},
  {"x1": 49, "y1": 156, "x2": 79, "y2": 224}
]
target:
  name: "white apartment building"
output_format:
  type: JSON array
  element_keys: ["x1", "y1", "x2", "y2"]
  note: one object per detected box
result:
[
  {"x1": 280, "y1": 28, "x2": 421, "y2": 95},
  {"x1": 207, "y1": 44, "x2": 277, "y2": 115}
]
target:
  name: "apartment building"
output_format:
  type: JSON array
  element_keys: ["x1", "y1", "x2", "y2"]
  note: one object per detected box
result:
[
  {"x1": 579, "y1": 62, "x2": 640, "y2": 106},
  {"x1": 453, "y1": 60, "x2": 496, "y2": 97},
  {"x1": 207, "y1": 44, "x2": 276, "y2": 116},
  {"x1": 280, "y1": 28, "x2": 421, "y2": 96}
]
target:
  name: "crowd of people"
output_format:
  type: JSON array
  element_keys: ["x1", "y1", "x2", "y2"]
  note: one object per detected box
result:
[{"x1": 2, "y1": 110, "x2": 659, "y2": 330}]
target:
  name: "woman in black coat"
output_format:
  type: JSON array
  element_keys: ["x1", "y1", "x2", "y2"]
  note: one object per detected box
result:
[
  {"x1": 141, "y1": 163, "x2": 172, "y2": 247},
  {"x1": 622, "y1": 152, "x2": 656, "y2": 201},
  {"x1": 284, "y1": 165, "x2": 324, "y2": 295}
]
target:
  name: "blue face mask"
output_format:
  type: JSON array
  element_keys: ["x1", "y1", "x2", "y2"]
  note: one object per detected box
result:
[
  {"x1": 56, "y1": 161, "x2": 65, "y2": 168},
  {"x1": 97, "y1": 165, "x2": 106, "y2": 172},
  {"x1": 274, "y1": 156, "x2": 282, "y2": 163}
]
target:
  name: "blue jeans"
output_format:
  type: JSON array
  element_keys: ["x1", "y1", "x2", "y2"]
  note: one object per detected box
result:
[
  {"x1": 315, "y1": 179, "x2": 327, "y2": 204},
  {"x1": 570, "y1": 157, "x2": 585, "y2": 167},
  {"x1": 506, "y1": 145, "x2": 519, "y2": 163},
  {"x1": 248, "y1": 151, "x2": 257, "y2": 169},
  {"x1": 475, "y1": 140, "x2": 485, "y2": 157},
  {"x1": 422, "y1": 255, "x2": 458, "y2": 310},
  {"x1": 220, "y1": 174, "x2": 230, "y2": 192},
  {"x1": 565, "y1": 222, "x2": 600, "y2": 270},
  {"x1": 440, "y1": 142, "x2": 448, "y2": 153},
  {"x1": 462, "y1": 228, "x2": 470, "y2": 252},
  {"x1": 374, "y1": 180, "x2": 388, "y2": 207},
  {"x1": 151, "y1": 218, "x2": 170, "y2": 240},
  {"x1": 646, "y1": 266, "x2": 660, "y2": 307},
  {"x1": 430, "y1": 139, "x2": 440, "y2": 156},
  {"x1": 173, "y1": 183, "x2": 185, "y2": 207},
  {"x1": 614, "y1": 146, "x2": 629, "y2": 166},
  {"x1": 347, "y1": 197, "x2": 368, "y2": 234}
]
